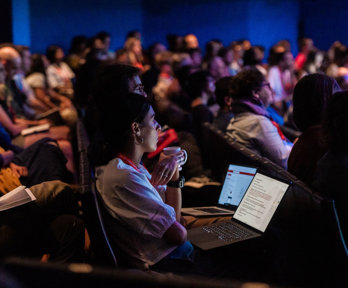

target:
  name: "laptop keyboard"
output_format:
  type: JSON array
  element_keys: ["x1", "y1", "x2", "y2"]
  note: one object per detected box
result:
[{"x1": 202, "y1": 221, "x2": 253, "y2": 241}]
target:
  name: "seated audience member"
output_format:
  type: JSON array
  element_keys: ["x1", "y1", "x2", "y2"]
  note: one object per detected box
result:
[
  {"x1": 217, "y1": 47, "x2": 234, "y2": 76},
  {"x1": 294, "y1": 37, "x2": 314, "y2": 72},
  {"x1": 66, "y1": 35, "x2": 88, "y2": 73},
  {"x1": 93, "y1": 31, "x2": 114, "y2": 61},
  {"x1": 26, "y1": 54, "x2": 77, "y2": 126},
  {"x1": 312, "y1": 91, "x2": 348, "y2": 239},
  {"x1": 142, "y1": 42, "x2": 167, "y2": 94},
  {"x1": 0, "y1": 137, "x2": 72, "y2": 193},
  {"x1": 187, "y1": 47, "x2": 202, "y2": 72},
  {"x1": 0, "y1": 180, "x2": 84, "y2": 262},
  {"x1": 202, "y1": 40, "x2": 223, "y2": 69},
  {"x1": 212, "y1": 76, "x2": 234, "y2": 131},
  {"x1": 16, "y1": 45, "x2": 32, "y2": 76},
  {"x1": 0, "y1": 139, "x2": 83, "y2": 261},
  {"x1": 287, "y1": 74, "x2": 340, "y2": 185},
  {"x1": 206, "y1": 56, "x2": 228, "y2": 81},
  {"x1": 267, "y1": 50, "x2": 296, "y2": 116},
  {"x1": 226, "y1": 68, "x2": 292, "y2": 168},
  {"x1": 228, "y1": 41, "x2": 243, "y2": 76},
  {"x1": 84, "y1": 63, "x2": 146, "y2": 139},
  {"x1": 242, "y1": 46, "x2": 267, "y2": 76},
  {"x1": 0, "y1": 63, "x2": 74, "y2": 176},
  {"x1": 183, "y1": 33, "x2": 199, "y2": 51},
  {"x1": 0, "y1": 45, "x2": 49, "y2": 117},
  {"x1": 46, "y1": 45, "x2": 75, "y2": 98},
  {"x1": 123, "y1": 37, "x2": 144, "y2": 71},
  {"x1": 186, "y1": 71, "x2": 215, "y2": 143},
  {"x1": 74, "y1": 48, "x2": 109, "y2": 110},
  {"x1": 92, "y1": 90, "x2": 189, "y2": 269}
]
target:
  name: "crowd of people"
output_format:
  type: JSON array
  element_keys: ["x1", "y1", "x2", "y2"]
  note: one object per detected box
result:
[{"x1": 1, "y1": 30, "x2": 348, "y2": 284}]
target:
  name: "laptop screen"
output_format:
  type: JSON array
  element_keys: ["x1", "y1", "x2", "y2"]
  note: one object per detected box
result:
[
  {"x1": 218, "y1": 164, "x2": 257, "y2": 207},
  {"x1": 233, "y1": 173, "x2": 289, "y2": 232}
]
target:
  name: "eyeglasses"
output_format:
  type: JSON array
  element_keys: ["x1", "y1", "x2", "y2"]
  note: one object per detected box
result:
[
  {"x1": 134, "y1": 84, "x2": 145, "y2": 93},
  {"x1": 262, "y1": 82, "x2": 272, "y2": 89}
]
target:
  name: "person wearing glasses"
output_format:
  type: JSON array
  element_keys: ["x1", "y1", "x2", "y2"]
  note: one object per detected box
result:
[{"x1": 226, "y1": 68, "x2": 293, "y2": 169}]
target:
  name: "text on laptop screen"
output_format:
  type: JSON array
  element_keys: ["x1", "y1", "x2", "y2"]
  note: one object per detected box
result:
[
  {"x1": 218, "y1": 164, "x2": 257, "y2": 207},
  {"x1": 233, "y1": 173, "x2": 289, "y2": 232}
]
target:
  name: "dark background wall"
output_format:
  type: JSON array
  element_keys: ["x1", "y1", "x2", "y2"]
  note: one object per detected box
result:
[{"x1": 4, "y1": 0, "x2": 348, "y2": 56}]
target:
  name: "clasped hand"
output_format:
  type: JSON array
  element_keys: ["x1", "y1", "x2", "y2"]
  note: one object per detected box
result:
[
  {"x1": 9, "y1": 162, "x2": 28, "y2": 178},
  {"x1": 150, "y1": 151, "x2": 186, "y2": 186}
]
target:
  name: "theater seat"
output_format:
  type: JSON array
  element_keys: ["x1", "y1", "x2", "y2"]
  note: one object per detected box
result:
[
  {"x1": 200, "y1": 122, "x2": 348, "y2": 285},
  {"x1": 76, "y1": 119, "x2": 117, "y2": 267}
]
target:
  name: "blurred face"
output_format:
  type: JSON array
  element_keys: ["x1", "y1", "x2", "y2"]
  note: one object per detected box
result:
[
  {"x1": 282, "y1": 52, "x2": 294, "y2": 70},
  {"x1": 258, "y1": 81, "x2": 274, "y2": 107},
  {"x1": 206, "y1": 76, "x2": 216, "y2": 95},
  {"x1": 185, "y1": 34, "x2": 199, "y2": 49},
  {"x1": 129, "y1": 75, "x2": 147, "y2": 97},
  {"x1": 209, "y1": 57, "x2": 226, "y2": 80},
  {"x1": 0, "y1": 62, "x2": 6, "y2": 84},
  {"x1": 10, "y1": 57, "x2": 22, "y2": 76},
  {"x1": 21, "y1": 50, "x2": 31, "y2": 74},
  {"x1": 224, "y1": 50, "x2": 234, "y2": 64},
  {"x1": 103, "y1": 37, "x2": 111, "y2": 51},
  {"x1": 191, "y1": 51, "x2": 202, "y2": 67},
  {"x1": 132, "y1": 40, "x2": 142, "y2": 55},
  {"x1": 55, "y1": 48, "x2": 64, "y2": 62},
  {"x1": 139, "y1": 106, "x2": 161, "y2": 152}
]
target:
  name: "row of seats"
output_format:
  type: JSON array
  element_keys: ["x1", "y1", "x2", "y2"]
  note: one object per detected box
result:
[{"x1": 201, "y1": 122, "x2": 348, "y2": 286}]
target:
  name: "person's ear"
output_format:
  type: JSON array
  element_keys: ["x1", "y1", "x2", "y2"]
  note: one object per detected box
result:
[
  {"x1": 131, "y1": 122, "x2": 141, "y2": 136},
  {"x1": 224, "y1": 96, "x2": 233, "y2": 107},
  {"x1": 252, "y1": 89, "x2": 260, "y2": 100}
]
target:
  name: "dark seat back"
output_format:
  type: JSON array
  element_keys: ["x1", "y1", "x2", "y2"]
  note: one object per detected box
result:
[
  {"x1": 201, "y1": 122, "x2": 348, "y2": 284},
  {"x1": 76, "y1": 119, "x2": 117, "y2": 267}
]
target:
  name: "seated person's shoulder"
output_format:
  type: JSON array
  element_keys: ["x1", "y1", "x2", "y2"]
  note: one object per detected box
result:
[{"x1": 97, "y1": 158, "x2": 147, "y2": 187}]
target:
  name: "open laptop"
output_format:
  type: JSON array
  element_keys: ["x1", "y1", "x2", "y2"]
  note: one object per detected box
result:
[
  {"x1": 181, "y1": 164, "x2": 257, "y2": 217},
  {"x1": 188, "y1": 172, "x2": 290, "y2": 250}
]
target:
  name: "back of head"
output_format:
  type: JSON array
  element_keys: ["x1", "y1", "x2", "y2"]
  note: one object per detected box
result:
[
  {"x1": 92, "y1": 62, "x2": 140, "y2": 113},
  {"x1": 96, "y1": 31, "x2": 111, "y2": 42},
  {"x1": 243, "y1": 47, "x2": 260, "y2": 66},
  {"x1": 29, "y1": 54, "x2": 46, "y2": 75},
  {"x1": 215, "y1": 76, "x2": 233, "y2": 108},
  {"x1": 0, "y1": 46, "x2": 20, "y2": 61},
  {"x1": 230, "y1": 68, "x2": 264, "y2": 101},
  {"x1": 323, "y1": 91, "x2": 348, "y2": 152},
  {"x1": 186, "y1": 70, "x2": 210, "y2": 99},
  {"x1": 293, "y1": 73, "x2": 340, "y2": 132},
  {"x1": 46, "y1": 45, "x2": 61, "y2": 63}
]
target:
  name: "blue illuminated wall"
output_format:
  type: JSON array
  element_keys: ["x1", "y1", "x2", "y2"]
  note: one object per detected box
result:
[
  {"x1": 28, "y1": 0, "x2": 142, "y2": 53},
  {"x1": 141, "y1": 0, "x2": 299, "y2": 55},
  {"x1": 12, "y1": 0, "x2": 31, "y2": 46},
  {"x1": 300, "y1": 0, "x2": 348, "y2": 50},
  {"x1": 24, "y1": 0, "x2": 300, "y2": 55},
  {"x1": 14, "y1": 0, "x2": 348, "y2": 56}
]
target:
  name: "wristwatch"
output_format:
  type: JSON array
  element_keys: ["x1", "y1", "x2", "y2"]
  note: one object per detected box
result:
[{"x1": 167, "y1": 176, "x2": 185, "y2": 188}]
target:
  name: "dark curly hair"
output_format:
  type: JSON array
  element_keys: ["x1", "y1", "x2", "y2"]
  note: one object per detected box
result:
[{"x1": 230, "y1": 68, "x2": 264, "y2": 101}]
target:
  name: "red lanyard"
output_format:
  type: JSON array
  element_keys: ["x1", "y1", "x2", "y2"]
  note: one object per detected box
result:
[
  {"x1": 116, "y1": 153, "x2": 141, "y2": 172},
  {"x1": 116, "y1": 153, "x2": 155, "y2": 189},
  {"x1": 116, "y1": 153, "x2": 150, "y2": 173},
  {"x1": 271, "y1": 120, "x2": 286, "y2": 141}
]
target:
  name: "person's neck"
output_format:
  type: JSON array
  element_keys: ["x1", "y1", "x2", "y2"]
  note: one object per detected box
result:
[
  {"x1": 120, "y1": 145, "x2": 143, "y2": 168},
  {"x1": 191, "y1": 92, "x2": 208, "y2": 107}
]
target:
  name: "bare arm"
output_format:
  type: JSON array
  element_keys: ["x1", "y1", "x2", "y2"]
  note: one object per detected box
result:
[
  {"x1": 163, "y1": 221, "x2": 187, "y2": 245},
  {"x1": 34, "y1": 88, "x2": 58, "y2": 109},
  {"x1": 0, "y1": 105, "x2": 27, "y2": 136}
]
